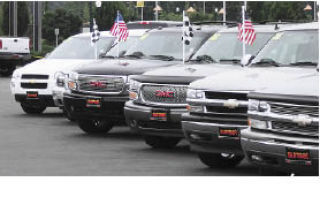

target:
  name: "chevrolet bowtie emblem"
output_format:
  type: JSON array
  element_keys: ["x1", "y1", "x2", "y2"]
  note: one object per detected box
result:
[
  {"x1": 293, "y1": 114, "x2": 312, "y2": 126},
  {"x1": 223, "y1": 99, "x2": 239, "y2": 109}
]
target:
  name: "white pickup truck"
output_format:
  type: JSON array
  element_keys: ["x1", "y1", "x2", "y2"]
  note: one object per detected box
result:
[
  {"x1": 0, "y1": 37, "x2": 31, "y2": 76},
  {"x1": 10, "y1": 31, "x2": 116, "y2": 114}
]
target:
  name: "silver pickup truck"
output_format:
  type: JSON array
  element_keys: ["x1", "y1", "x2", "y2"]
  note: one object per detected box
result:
[
  {"x1": 243, "y1": 73, "x2": 318, "y2": 175},
  {"x1": 182, "y1": 22, "x2": 318, "y2": 168}
]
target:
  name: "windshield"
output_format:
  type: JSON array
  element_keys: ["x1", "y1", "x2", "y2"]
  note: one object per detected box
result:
[
  {"x1": 191, "y1": 32, "x2": 274, "y2": 63},
  {"x1": 47, "y1": 37, "x2": 115, "y2": 59},
  {"x1": 106, "y1": 36, "x2": 140, "y2": 57},
  {"x1": 125, "y1": 31, "x2": 205, "y2": 60},
  {"x1": 252, "y1": 30, "x2": 319, "y2": 67}
]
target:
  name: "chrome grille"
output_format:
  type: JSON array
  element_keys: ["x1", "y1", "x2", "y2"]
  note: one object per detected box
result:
[
  {"x1": 141, "y1": 84, "x2": 188, "y2": 104},
  {"x1": 77, "y1": 75, "x2": 124, "y2": 93},
  {"x1": 203, "y1": 91, "x2": 248, "y2": 126},
  {"x1": 272, "y1": 121, "x2": 319, "y2": 137},
  {"x1": 270, "y1": 102, "x2": 318, "y2": 117}
]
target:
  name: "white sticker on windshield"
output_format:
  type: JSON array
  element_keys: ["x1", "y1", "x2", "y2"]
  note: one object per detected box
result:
[
  {"x1": 272, "y1": 32, "x2": 284, "y2": 40},
  {"x1": 209, "y1": 33, "x2": 221, "y2": 41}
]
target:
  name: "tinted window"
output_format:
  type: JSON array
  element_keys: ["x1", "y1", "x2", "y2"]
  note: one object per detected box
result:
[
  {"x1": 126, "y1": 31, "x2": 206, "y2": 60},
  {"x1": 252, "y1": 30, "x2": 319, "y2": 66},
  {"x1": 192, "y1": 32, "x2": 273, "y2": 62},
  {"x1": 47, "y1": 37, "x2": 115, "y2": 59}
]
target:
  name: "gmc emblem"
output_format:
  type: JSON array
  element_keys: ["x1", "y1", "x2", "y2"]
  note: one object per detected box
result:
[
  {"x1": 89, "y1": 81, "x2": 107, "y2": 88},
  {"x1": 155, "y1": 90, "x2": 174, "y2": 98}
]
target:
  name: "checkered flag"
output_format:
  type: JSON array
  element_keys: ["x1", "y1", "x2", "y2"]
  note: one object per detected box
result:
[
  {"x1": 182, "y1": 13, "x2": 193, "y2": 45},
  {"x1": 91, "y1": 18, "x2": 100, "y2": 46}
]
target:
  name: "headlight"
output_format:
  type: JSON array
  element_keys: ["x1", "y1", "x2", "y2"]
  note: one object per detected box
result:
[
  {"x1": 129, "y1": 79, "x2": 141, "y2": 92},
  {"x1": 66, "y1": 72, "x2": 78, "y2": 91},
  {"x1": 187, "y1": 89, "x2": 205, "y2": 99},
  {"x1": 248, "y1": 99, "x2": 270, "y2": 112},
  {"x1": 54, "y1": 72, "x2": 67, "y2": 87},
  {"x1": 249, "y1": 119, "x2": 268, "y2": 129},
  {"x1": 12, "y1": 70, "x2": 21, "y2": 80}
]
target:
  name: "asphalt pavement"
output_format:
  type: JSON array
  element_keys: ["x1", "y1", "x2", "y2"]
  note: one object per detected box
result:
[{"x1": 0, "y1": 76, "x2": 259, "y2": 176}]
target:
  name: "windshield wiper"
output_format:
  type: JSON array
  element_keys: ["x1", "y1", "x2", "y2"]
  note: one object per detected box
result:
[
  {"x1": 100, "y1": 55, "x2": 116, "y2": 59},
  {"x1": 253, "y1": 58, "x2": 280, "y2": 67},
  {"x1": 193, "y1": 55, "x2": 217, "y2": 63},
  {"x1": 219, "y1": 58, "x2": 241, "y2": 64},
  {"x1": 290, "y1": 61, "x2": 318, "y2": 66},
  {"x1": 150, "y1": 55, "x2": 175, "y2": 61},
  {"x1": 125, "y1": 51, "x2": 144, "y2": 59}
]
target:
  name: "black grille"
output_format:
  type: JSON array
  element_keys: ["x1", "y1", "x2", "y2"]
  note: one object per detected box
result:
[
  {"x1": 138, "y1": 121, "x2": 181, "y2": 130},
  {"x1": 21, "y1": 74, "x2": 49, "y2": 79},
  {"x1": 206, "y1": 105, "x2": 247, "y2": 114},
  {"x1": 21, "y1": 83, "x2": 47, "y2": 89},
  {"x1": 205, "y1": 91, "x2": 247, "y2": 100},
  {"x1": 78, "y1": 75, "x2": 124, "y2": 93},
  {"x1": 270, "y1": 102, "x2": 318, "y2": 117},
  {"x1": 272, "y1": 121, "x2": 319, "y2": 137},
  {"x1": 141, "y1": 84, "x2": 187, "y2": 104}
]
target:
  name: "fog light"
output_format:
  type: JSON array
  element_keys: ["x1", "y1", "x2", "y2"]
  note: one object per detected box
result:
[
  {"x1": 187, "y1": 105, "x2": 204, "y2": 113},
  {"x1": 250, "y1": 119, "x2": 268, "y2": 129},
  {"x1": 251, "y1": 154, "x2": 263, "y2": 162}
]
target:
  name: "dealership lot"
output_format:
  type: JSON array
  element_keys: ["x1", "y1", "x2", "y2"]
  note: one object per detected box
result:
[{"x1": 0, "y1": 77, "x2": 259, "y2": 176}]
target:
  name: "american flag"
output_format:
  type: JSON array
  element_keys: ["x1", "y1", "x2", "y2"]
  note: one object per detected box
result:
[
  {"x1": 238, "y1": 19, "x2": 256, "y2": 45},
  {"x1": 110, "y1": 11, "x2": 129, "y2": 42}
]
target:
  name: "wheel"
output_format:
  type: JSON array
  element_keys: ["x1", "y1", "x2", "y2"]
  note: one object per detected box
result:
[
  {"x1": 144, "y1": 135, "x2": 181, "y2": 149},
  {"x1": 78, "y1": 119, "x2": 114, "y2": 135},
  {"x1": 20, "y1": 102, "x2": 46, "y2": 114},
  {"x1": 0, "y1": 65, "x2": 15, "y2": 76},
  {"x1": 198, "y1": 153, "x2": 244, "y2": 168},
  {"x1": 62, "y1": 108, "x2": 75, "y2": 122}
]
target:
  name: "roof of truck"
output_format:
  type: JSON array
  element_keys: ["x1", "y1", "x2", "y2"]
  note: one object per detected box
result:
[
  {"x1": 71, "y1": 29, "x2": 147, "y2": 38},
  {"x1": 278, "y1": 22, "x2": 319, "y2": 31}
]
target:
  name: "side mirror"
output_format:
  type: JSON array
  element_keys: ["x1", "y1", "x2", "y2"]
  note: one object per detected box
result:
[{"x1": 241, "y1": 54, "x2": 254, "y2": 66}]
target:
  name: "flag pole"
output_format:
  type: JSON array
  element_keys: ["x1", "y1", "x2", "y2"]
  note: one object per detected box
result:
[
  {"x1": 182, "y1": 10, "x2": 185, "y2": 65},
  {"x1": 116, "y1": 10, "x2": 120, "y2": 63},
  {"x1": 242, "y1": 5, "x2": 246, "y2": 61},
  {"x1": 94, "y1": 18, "x2": 98, "y2": 60}
]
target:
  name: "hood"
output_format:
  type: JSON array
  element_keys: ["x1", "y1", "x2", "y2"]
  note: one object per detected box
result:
[
  {"x1": 131, "y1": 63, "x2": 242, "y2": 84},
  {"x1": 190, "y1": 66, "x2": 318, "y2": 92},
  {"x1": 255, "y1": 73, "x2": 319, "y2": 98},
  {"x1": 17, "y1": 59, "x2": 95, "y2": 75},
  {"x1": 73, "y1": 59, "x2": 179, "y2": 76}
]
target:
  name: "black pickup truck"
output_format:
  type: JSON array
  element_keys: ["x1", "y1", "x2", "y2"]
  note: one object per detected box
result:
[
  {"x1": 125, "y1": 24, "x2": 278, "y2": 149},
  {"x1": 63, "y1": 26, "x2": 217, "y2": 134}
]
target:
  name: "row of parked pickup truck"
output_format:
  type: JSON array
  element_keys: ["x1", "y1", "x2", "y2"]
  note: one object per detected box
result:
[{"x1": 9, "y1": 21, "x2": 319, "y2": 175}]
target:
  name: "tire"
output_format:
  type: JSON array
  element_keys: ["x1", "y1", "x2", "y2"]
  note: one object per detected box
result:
[
  {"x1": 78, "y1": 119, "x2": 114, "y2": 135},
  {"x1": 198, "y1": 153, "x2": 244, "y2": 168},
  {"x1": 0, "y1": 65, "x2": 15, "y2": 76},
  {"x1": 20, "y1": 102, "x2": 46, "y2": 114},
  {"x1": 62, "y1": 108, "x2": 75, "y2": 122},
  {"x1": 144, "y1": 135, "x2": 181, "y2": 149}
]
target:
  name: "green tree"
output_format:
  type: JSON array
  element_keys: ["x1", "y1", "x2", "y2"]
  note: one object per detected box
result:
[
  {"x1": 95, "y1": 1, "x2": 129, "y2": 30},
  {"x1": 1, "y1": 2, "x2": 30, "y2": 36},
  {"x1": 42, "y1": 8, "x2": 82, "y2": 45}
]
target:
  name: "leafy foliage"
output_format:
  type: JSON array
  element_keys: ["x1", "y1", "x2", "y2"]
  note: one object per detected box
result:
[
  {"x1": 42, "y1": 8, "x2": 82, "y2": 45},
  {"x1": 1, "y1": 2, "x2": 30, "y2": 36}
]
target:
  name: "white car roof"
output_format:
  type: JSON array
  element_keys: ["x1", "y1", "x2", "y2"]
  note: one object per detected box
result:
[{"x1": 72, "y1": 29, "x2": 147, "y2": 38}]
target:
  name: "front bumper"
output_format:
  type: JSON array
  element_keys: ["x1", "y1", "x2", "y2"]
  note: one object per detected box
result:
[
  {"x1": 52, "y1": 86, "x2": 66, "y2": 107},
  {"x1": 182, "y1": 113, "x2": 246, "y2": 155},
  {"x1": 15, "y1": 94, "x2": 55, "y2": 107},
  {"x1": 63, "y1": 92, "x2": 128, "y2": 121},
  {"x1": 241, "y1": 128, "x2": 319, "y2": 175},
  {"x1": 124, "y1": 100, "x2": 187, "y2": 138}
]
